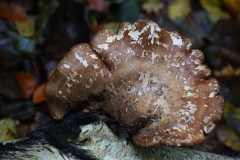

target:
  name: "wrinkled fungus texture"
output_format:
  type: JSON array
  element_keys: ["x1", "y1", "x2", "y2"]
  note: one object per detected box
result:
[{"x1": 44, "y1": 20, "x2": 224, "y2": 147}]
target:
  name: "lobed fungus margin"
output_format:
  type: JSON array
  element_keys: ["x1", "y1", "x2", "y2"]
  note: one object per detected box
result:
[{"x1": 44, "y1": 20, "x2": 224, "y2": 147}]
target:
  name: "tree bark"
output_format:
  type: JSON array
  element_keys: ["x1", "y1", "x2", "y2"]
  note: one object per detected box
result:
[{"x1": 0, "y1": 112, "x2": 238, "y2": 160}]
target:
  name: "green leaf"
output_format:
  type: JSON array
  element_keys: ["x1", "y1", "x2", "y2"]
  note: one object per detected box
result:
[
  {"x1": 201, "y1": 0, "x2": 229, "y2": 23},
  {"x1": 168, "y1": 0, "x2": 191, "y2": 20},
  {"x1": 0, "y1": 118, "x2": 17, "y2": 142},
  {"x1": 224, "y1": 102, "x2": 240, "y2": 120},
  {"x1": 217, "y1": 125, "x2": 240, "y2": 152},
  {"x1": 104, "y1": 22, "x2": 120, "y2": 34},
  {"x1": 223, "y1": 102, "x2": 240, "y2": 136},
  {"x1": 142, "y1": 1, "x2": 164, "y2": 15}
]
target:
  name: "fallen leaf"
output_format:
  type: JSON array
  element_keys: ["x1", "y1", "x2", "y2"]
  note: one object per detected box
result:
[
  {"x1": 103, "y1": 22, "x2": 120, "y2": 34},
  {"x1": 32, "y1": 84, "x2": 47, "y2": 104},
  {"x1": 15, "y1": 71, "x2": 36, "y2": 99},
  {"x1": 0, "y1": 3, "x2": 27, "y2": 22},
  {"x1": 0, "y1": 118, "x2": 17, "y2": 142},
  {"x1": 201, "y1": 0, "x2": 229, "y2": 23},
  {"x1": 224, "y1": 102, "x2": 240, "y2": 121},
  {"x1": 223, "y1": 102, "x2": 240, "y2": 136},
  {"x1": 81, "y1": 109, "x2": 90, "y2": 113},
  {"x1": 168, "y1": 0, "x2": 191, "y2": 20},
  {"x1": 142, "y1": 1, "x2": 164, "y2": 15},
  {"x1": 222, "y1": 0, "x2": 240, "y2": 19},
  {"x1": 217, "y1": 125, "x2": 240, "y2": 152},
  {"x1": 88, "y1": 0, "x2": 105, "y2": 12},
  {"x1": 213, "y1": 65, "x2": 240, "y2": 77},
  {"x1": 15, "y1": 18, "x2": 36, "y2": 38}
]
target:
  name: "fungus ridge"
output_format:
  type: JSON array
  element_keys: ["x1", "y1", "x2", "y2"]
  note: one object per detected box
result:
[{"x1": 45, "y1": 20, "x2": 224, "y2": 147}]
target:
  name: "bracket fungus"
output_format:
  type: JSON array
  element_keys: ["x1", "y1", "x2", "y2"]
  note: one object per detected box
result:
[{"x1": 44, "y1": 20, "x2": 224, "y2": 147}]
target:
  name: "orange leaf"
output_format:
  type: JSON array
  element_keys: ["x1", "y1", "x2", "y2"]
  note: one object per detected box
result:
[
  {"x1": 88, "y1": 0, "x2": 105, "y2": 12},
  {"x1": 0, "y1": 3, "x2": 27, "y2": 22},
  {"x1": 222, "y1": 0, "x2": 240, "y2": 19},
  {"x1": 15, "y1": 71, "x2": 36, "y2": 98},
  {"x1": 32, "y1": 84, "x2": 47, "y2": 104}
]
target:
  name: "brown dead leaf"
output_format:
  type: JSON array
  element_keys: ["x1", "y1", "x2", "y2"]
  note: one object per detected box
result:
[
  {"x1": 88, "y1": 0, "x2": 105, "y2": 12},
  {"x1": 0, "y1": 3, "x2": 27, "y2": 22},
  {"x1": 222, "y1": 0, "x2": 240, "y2": 19},
  {"x1": 15, "y1": 71, "x2": 36, "y2": 99}
]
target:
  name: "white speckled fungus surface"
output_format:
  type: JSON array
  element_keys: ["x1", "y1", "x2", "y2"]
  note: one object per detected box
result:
[{"x1": 44, "y1": 20, "x2": 224, "y2": 147}]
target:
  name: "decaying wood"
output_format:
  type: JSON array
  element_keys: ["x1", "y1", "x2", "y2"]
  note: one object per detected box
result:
[{"x1": 0, "y1": 112, "x2": 238, "y2": 160}]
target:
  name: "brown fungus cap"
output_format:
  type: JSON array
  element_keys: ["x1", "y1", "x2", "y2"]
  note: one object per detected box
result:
[{"x1": 44, "y1": 20, "x2": 224, "y2": 147}]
